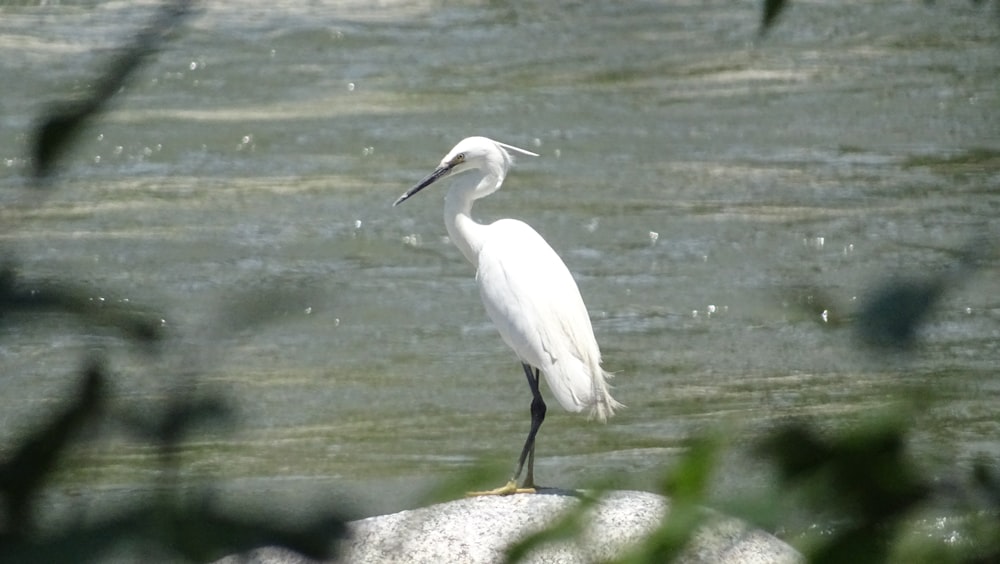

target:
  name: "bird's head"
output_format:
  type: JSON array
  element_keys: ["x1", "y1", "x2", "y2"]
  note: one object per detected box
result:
[{"x1": 393, "y1": 136, "x2": 538, "y2": 206}]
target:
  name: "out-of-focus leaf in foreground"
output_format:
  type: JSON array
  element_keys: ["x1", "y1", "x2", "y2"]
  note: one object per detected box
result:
[
  {"x1": 614, "y1": 435, "x2": 720, "y2": 564},
  {"x1": 856, "y1": 235, "x2": 993, "y2": 351},
  {"x1": 759, "y1": 0, "x2": 791, "y2": 37},
  {"x1": 0, "y1": 500, "x2": 348, "y2": 563},
  {"x1": 0, "y1": 359, "x2": 106, "y2": 536},
  {"x1": 30, "y1": 0, "x2": 194, "y2": 181},
  {"x1": 758, "y1": 418, "x2": 929, "y2": 563},
  {"x1": 0, "y1": 263, "x2": 166, "y2": 347}
]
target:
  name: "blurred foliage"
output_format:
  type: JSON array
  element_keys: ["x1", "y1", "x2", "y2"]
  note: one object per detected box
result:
[
  {"x1": 1, "y1": 498, "x2": 346, "y2": 563},
  {"x1": 30, "y1": 0, "x2": 195, "y2": 182},
  {"x1": 759, "y1": 414, "x2": 1000, "y2": 563},
  {"x1": 636, "y1": 224, "x2": 996, "y2": 558},
  {"x1": 0, "y1": 263, "x2": 166, "y2": 346},
  {"x1": 759, "y1": 0, "x2": 790, "y2": 37},
  {"x1": 504, "y1": 492, "x2": 596, "y2": 563},
  {"x1": 783, "y1": 234, "x2": 994, "y2": 351},
  {"x1": 1, "y1": 1, "x2": 347, "y2": 561},
  {"x1": 760, "y1": 417, "x2": 930, "y2": 564},
  {"x1": 757, "y1": 0, "x2": 1000, "y2": 37},
  {"x1": 856, "y1": 236, "x2": 992, "y2": 351},
  {"x1": 4, "y1": 0, "x2": 997, "y2": 562},
  {"x1": 613, "y1": 436, "x2": 720, "y2": 563},
  {"x1": 502, "y1": 1, "x2": 1000, "y2": 558},
  {"x1": 0, "y1": 358, "x2": 106, "y2": 537}
]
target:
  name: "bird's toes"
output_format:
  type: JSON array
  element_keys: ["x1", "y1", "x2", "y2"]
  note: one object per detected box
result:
[{"x1": 466, "y1": 479, "x2": 533, "y2": 497}]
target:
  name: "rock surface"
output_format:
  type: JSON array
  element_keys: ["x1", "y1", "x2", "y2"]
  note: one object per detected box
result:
[{"x1": 217, "y1": 490, "x2": 802, "y2": 564}]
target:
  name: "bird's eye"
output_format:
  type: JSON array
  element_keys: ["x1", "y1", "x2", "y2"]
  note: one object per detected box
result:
[{"x1": 453, "y1": 153, "x2": 465, "y2": 164}]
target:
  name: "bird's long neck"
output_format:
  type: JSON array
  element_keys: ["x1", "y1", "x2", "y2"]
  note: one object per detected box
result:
[{"x1": 443, "y1": 170, "x2": 500, "y2": 268}]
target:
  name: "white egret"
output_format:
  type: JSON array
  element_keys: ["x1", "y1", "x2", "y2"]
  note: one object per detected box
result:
[{"x1": 393, "y1": 136, "x2": 622, "y2": 495}]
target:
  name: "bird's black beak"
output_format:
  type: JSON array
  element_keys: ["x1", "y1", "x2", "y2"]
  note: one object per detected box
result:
[{"x1": 393, "y1": 164, "x2": 452, "y2": 206}]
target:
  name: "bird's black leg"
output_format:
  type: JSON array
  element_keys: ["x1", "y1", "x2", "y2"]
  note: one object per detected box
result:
[
  {"x1": 513, "y1": 362, "x2": 546, "y2": 489},
  {"x1": 466, "y1": 363, "x2": 547, "y2": 497}
]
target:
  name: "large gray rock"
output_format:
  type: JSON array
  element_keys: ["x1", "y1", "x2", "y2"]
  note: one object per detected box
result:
[{"x1": 217, "y1": 489, "x2": 801, "y2": 564}]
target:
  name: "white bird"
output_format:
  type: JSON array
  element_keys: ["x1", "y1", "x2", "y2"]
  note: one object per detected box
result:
[{"x1": 393, "y1": 136, "x2": 622, "y2": 495}]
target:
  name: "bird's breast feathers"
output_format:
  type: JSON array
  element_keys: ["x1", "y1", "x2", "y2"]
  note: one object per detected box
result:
[{"x1": 475, "y1": 219, "x2": 598, "y2": 368}]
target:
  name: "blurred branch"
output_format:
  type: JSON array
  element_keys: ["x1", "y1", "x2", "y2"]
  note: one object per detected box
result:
[
  {"x1": 0, "y1": 262, "x2": 166, "y2": 347},
  {"x1": 759, "y1": 0, "x2": 790, "y2": 37},
  {"x1": 116, "y1": 394, "x2": 235, "y2": 491},
  {"x1": 504, "y1": 493, "x2": 593, "y2": 563},
  {"x1": 0, "y1": 0, "x2": 352, "y2": 561},
  {"x1": 118, "y1": 396, "x2": 234, "y2": 448},
  {"x1": 160, "y1": 501, "x2": 348, "y2": 563},
  {"x1": 0, "y1": 499, "x2": 347, "y2": 563},
  {"x1": 30, "y1": 0, "x2": 195, "y2": 182},
  {"x1": 0, "y1": 359, "x2": 106, "y2": 537}
]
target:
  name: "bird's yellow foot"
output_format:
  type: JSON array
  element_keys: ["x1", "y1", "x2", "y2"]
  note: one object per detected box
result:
[{"x1": 466, "y1": 479, "x2": 536, "y2": 497}]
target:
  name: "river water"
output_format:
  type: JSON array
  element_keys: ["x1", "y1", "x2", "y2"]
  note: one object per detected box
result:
[{"x1": 1, "y1": 0, "x2": 998, "y2": 546}]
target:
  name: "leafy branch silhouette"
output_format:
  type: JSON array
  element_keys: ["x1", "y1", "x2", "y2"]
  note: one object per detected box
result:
[{"x1": 1, "y1": 1, "x2": 348, "y2": 561}]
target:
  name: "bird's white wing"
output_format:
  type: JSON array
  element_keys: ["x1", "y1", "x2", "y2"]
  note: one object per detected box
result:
[{"x1": 475, "y1": 219, "x2": 603, "y2": 413}]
